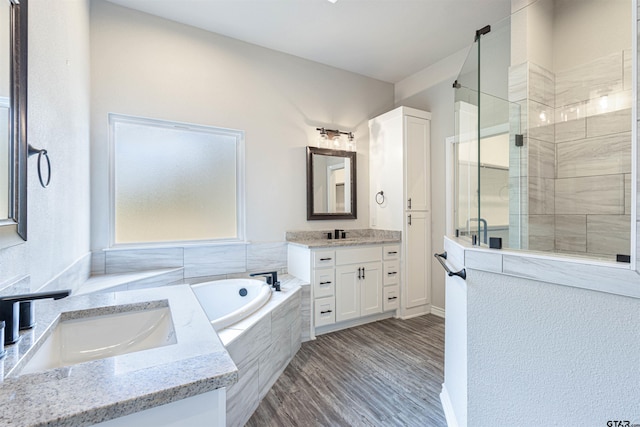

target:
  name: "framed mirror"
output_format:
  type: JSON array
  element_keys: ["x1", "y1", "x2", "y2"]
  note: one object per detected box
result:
[
  {"x1": 0, "y1": 0, "x2": 27, "y2": 244},
  {"x1": 306, "y1": 146, "x2": 357, "y2": 220}
]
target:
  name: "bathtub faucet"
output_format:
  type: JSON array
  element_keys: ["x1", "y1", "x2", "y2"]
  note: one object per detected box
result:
[{"x1": 249, "y1": 271, "x2": 281, "y2": 292}]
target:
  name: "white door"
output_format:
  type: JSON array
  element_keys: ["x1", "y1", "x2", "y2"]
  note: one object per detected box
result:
[
  {"x1": 360, "y1": 262, "x2": 383, "y2": 317},
  {"x1": 404, "y1": 211, "x2": 430, "y2": 309},
  {"x1": 404, "y1": 116, "x2": 430, "y2": 212},
  {"x1": 335, "y1": 265, "x2": 360, "y2": 322}
]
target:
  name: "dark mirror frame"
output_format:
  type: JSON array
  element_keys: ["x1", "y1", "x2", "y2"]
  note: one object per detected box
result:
[
  {"x1": 9, "y1": 0, "x2": 27, "y2": 240},
  {"x1": 306, "y1": 146, "x2": 357, "y2": 220}
]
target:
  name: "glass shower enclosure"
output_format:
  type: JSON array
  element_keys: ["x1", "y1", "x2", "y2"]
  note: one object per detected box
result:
[{"x1": 454, "y1": 0, "x2": 633, "y2": 261}]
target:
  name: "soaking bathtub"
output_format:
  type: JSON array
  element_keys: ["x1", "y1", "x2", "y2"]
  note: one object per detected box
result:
[{"x1": 191, "y1": 278, "x2": 272, "y2": 330}]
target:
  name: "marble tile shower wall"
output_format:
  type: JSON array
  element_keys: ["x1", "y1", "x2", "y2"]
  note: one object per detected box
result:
[
  {"x1": 554, "y1": 50, "x2": 632, "y2": 257},
  {"x1": 90, "y1": 242, "x2": 288, "y2": 281},
  {"x1": 509, "y1": 49, "x2": 633, "y2": 258}
]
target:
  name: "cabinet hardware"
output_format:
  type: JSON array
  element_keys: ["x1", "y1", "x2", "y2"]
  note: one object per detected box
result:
[
  {"x1": 387, "y1": 251, "x2": 398, "y2": 255},
  {"x1": 320, "y1": 257, "x2": 332, "y2": 261},
  {"x1": 320, "y1": 281, "x2": 332, "y2": 285},
  {"x1": 357, "y1": 267, "x2": 362, "y2": 279},
  {"x1": 320, "y1": 310, "x2": 333, "y2": 314},
  {"x1": 387, "y1": 272, "x2": 397, "y2": 275},
  {"x1": 362, "y1": 268, "x2": 365, "y2": 279},
  {"x1": 408, "y1": 198, "x2": 412, "y2": 209},
  {"x1": 408, "y1": 214, "x2": 412, "y2": 225},
  {"x1": 387, "y1": 296, "x2": 398, "y2": 300}
]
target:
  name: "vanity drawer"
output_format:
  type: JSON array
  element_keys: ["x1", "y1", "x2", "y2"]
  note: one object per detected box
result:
[
  {"x1": 383, "y1": 245, "x2": 400, "y2": 261},
  {"x1": 383, "y1": 286, "x2": 400, "y2": 311},
  {"x1": 336, "y1": 246, "x2": 382, "y2": 265},
  {"x1": 383, "y1": 261, "x2": 400, "y2": 285},
  {"x1": 314, "y1": 297, "x2": 336, "y2": 327},
  {"x1": 313, "y1": 269, "x2": 335, "y2": 298},
  {"x1": 313, "y1": 250, "x2": 335, "y2": 268}
]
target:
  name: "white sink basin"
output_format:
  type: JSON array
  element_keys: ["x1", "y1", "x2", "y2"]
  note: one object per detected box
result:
[{"x1": 19, "y1": 305, "x2": 176, "y2": 375}]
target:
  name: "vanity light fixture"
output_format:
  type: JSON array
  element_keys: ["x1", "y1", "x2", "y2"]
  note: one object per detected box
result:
[{"x1": 315, "y1": 127, "x2": 355, "y2": 151}]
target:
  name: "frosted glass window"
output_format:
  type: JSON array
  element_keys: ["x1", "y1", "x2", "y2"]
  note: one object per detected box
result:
[{"x1": 110, "y1": 114, "x2": 244, "y2": 245}]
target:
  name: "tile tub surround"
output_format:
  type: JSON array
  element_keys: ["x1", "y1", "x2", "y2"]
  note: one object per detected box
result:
[
  {"x1": 0, "y1": 285, "x2": 237, "y2": 427},
  {"x1": 215, "y1": 277, "x2": 305, "y2": 427},
  {"x1": 286, "y1": 228, "x2": 401, "y2": 248},
  {"x1": 91, "y1": 241, "x2": 289, "y2": 279}
]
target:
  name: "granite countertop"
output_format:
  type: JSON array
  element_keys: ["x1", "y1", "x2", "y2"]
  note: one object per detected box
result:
[
  {"x1": 0, "y1": 285, "x2": 237, "y2": 427},
  {"x1": 285, "y1": 229, "x2": 401, "y2": 249},
  {"x1": 287, "y1": 237, "x2": 401, "y2": 248}
]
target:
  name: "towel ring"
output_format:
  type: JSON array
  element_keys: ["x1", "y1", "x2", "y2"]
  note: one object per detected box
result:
[
  {"x1": 28, "y1": 145, "x2": 51, "y2": 188},
  {"x1": 375, "y1": 191, "x2": 385, "y2": 205}
]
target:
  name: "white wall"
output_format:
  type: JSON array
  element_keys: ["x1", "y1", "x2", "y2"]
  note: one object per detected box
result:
[
  {"x1": 554, "y1": 0, "x2": 631, "y2": 72},
  {"x1": 467, "y1": 269, "x2": 640, "y2": 425},
  {"x1": 0, "y1": 0, "x2": 91, "y2": 291},
  {"x1": 89, "y1": 1, "x2": 394, "y2": 249}
]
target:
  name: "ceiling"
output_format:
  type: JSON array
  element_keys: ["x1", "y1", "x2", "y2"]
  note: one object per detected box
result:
[{"x1": 106, "y1": 0, "x2": 512, "y2": 84}]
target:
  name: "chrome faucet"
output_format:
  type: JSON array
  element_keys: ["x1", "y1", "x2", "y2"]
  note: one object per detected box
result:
[
  {"x1": 249, "y1": 271, "x2": 281, "y2": 292},
  {"x1": 0, "y1": 290, "x2": 70, "y2": 344}
]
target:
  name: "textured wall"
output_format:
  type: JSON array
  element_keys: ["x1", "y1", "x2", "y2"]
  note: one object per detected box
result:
[
  {"x1": 466, "y1": 269, "x2": 640, "y2": 425},
  {"x1": 0, "y1": 0, "x2": 91, "y2": 292}
]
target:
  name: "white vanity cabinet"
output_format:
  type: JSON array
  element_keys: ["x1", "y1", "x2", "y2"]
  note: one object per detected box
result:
[
  {"x1": 288, "y1": 243, "x2": 399, "y2": 338},
  {"x1": 369, "y1": 106, "x2": 432, "y2": 318},
  {"x1": 335, "y1": 261, "x2": 382, "y2": 322}
]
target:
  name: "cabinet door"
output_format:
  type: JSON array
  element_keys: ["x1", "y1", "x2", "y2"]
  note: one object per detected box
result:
[
  {"x1": 405, "y1": 211, "x2": 430, "y2": 309},
  {"x1": 360, "y1": 262, "x2": 383, "y2": 317},
  {"x1": 335, "y1": 265, "x2": 361, "y2": 322},
  {"x1": 404, "y1": 116, "x2": 430, "y2": 211}
]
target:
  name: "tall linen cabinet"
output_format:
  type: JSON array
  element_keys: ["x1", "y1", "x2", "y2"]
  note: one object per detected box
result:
[{"x1": 369, "y1": 106, "x2": 431, "y2": 318}]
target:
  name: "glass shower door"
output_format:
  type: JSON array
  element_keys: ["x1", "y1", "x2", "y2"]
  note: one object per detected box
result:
[{"x1": 454, "y1": 14, "x2": 523, "y2": 248}]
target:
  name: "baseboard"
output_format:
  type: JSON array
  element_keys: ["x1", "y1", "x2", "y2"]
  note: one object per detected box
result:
[
  {"x1": 440, "y1": 383, "x2": 459, "y2": 427},
  {"x1": 399, "y1": 304, "x2": 430, "y2": 320},
  {"x1": 315, "y1": 311, "x2": 394, "y2": 336},
  {"x1": 431, "y1": 305, "x2": 445, "y2": 318}
]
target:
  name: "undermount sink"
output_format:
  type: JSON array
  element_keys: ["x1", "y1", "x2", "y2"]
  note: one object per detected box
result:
[{"x1": 18, "y1": 303, "x2": 177, "y2": 375}]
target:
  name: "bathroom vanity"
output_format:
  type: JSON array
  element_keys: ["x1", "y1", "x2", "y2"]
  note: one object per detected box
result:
[
  {"x1": 287, "y1": 231, "x2": 401, "y2": 338},
  {"x1": 0, "y1": 285, "x2": 237, "y2": 427}
]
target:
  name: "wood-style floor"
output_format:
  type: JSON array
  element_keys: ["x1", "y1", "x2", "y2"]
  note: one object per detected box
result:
[{"x1": 247, "y1": 314, "x2": 446, "y2": 427}]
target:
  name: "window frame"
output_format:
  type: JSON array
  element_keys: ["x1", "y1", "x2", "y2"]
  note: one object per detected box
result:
[{"x1": 108, "y1": 113, "x2": 246, "y2": 248}]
